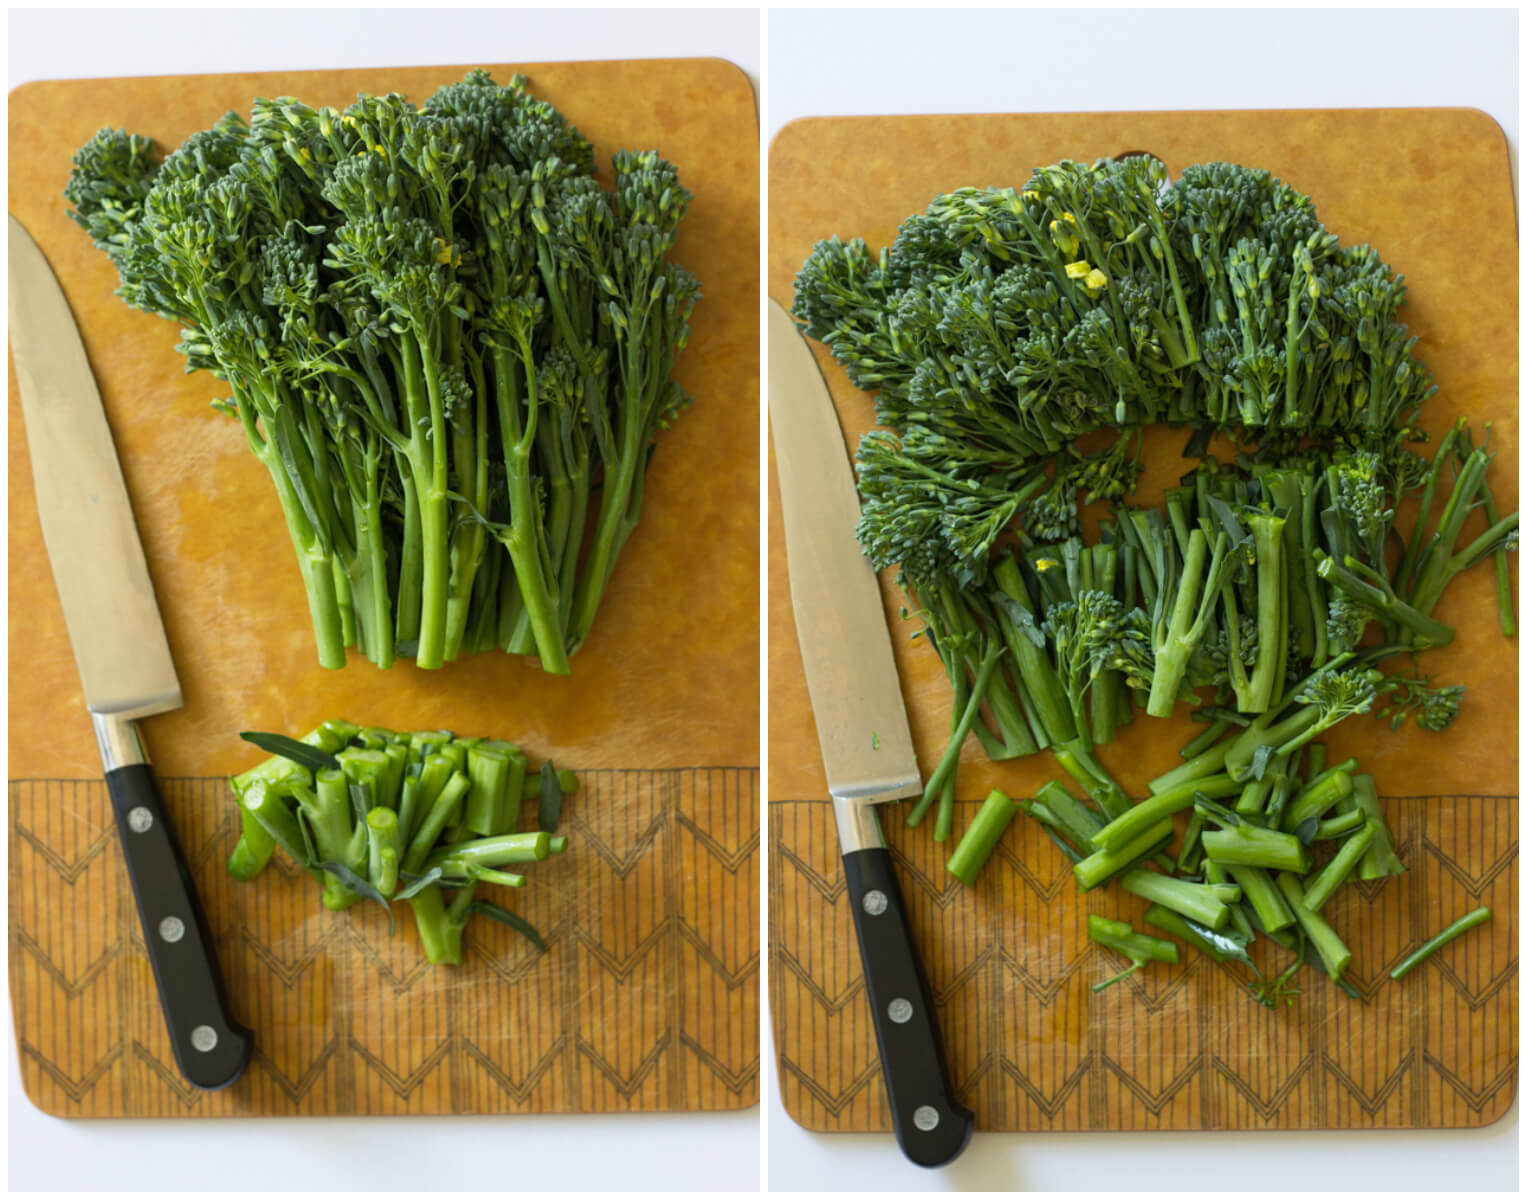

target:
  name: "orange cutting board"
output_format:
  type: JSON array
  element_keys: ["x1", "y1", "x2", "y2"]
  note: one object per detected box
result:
[
  {"x1": 8, "y1": 59, "x2": 760, "y2": 1116},
  {"x1": 769, "y1": 109, "x2": 1517, "y2": 1131}
]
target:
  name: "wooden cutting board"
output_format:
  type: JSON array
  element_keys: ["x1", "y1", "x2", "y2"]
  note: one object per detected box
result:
[
  {"x1": 768, "y1": 109, "x2": 1518, "y2": 1132},
  {"x1": 8, "y1": 59, "x2": 760, "y2": 1117}
]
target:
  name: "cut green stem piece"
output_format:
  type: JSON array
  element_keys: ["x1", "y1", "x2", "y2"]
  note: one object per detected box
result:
[
  {"x1": 1314, "y1": 809, "x2": 1366, "y2": 841},
  {"x1": 1202, "y1": 823, "x2": 1311, "y2": 874},
  {"x1": 1229, "y1": 863, "x2": 1296, "y2": 934},
  {"x1": 465, "y1": 741, "x2": 513, "y2": 836},
  {"x1": 366, "y1": 807, "x2": 401, "y2": 897},
  {"x1": 402, "y1": 771, "x2": 470, "y2": 876},
  {"x1": 1087, "y1": 913, "x2": 1178, "y2": 991},
  {"x1": 1180, "y1": 718, "x2": 1232, "y2": 762},
  {"x1": 1149, "y1": 741, "x2": 1229, "y2": 795},
  {"x1": 909, "y1": 642, "x2": 1005, "y2": 826},
  {"x1": 1281, "y1": 769, "x2": 1354, "y2": 832},
  {"x1": 1053, "y1": 738, "x2": 1130, "y2": 821},
  {"x1": 1276, "y1": 872, "x2": 1352, "y2": 980},
  {"x1": 1090, "y1": 774, "x2": 1238, "y2": 855},
  {"x1": 1119, "y1": 868, "x2": 1239, "y2": 932},
  {"x1": 426, "y1": 831, "x2": 551, "y2": 874},
  {"x1": 1073, "y1": 820, "x2": 1174, "y2": 891},
  {"x1": 946, "y1": 789, "x2": 1019, "y2": 886},
  {"x1": 1301, "y1": 820, "x2": 1378, "y2": 912},
  {"x1": 1350, "y1": 775, "x2": 1405, "y2": 881},
  {"x1": 1390, "y1": 907, "x2": 1492, "y2": 980},
  {"x1": 1143, "y1": 904, "x2": 1255, "y2": 968}
]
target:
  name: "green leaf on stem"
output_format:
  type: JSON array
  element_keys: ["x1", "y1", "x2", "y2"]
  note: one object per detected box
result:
[
  {"x1": 240, "y1": 731, "x2": 342, "y2": 774},
  {"x1": 538, "y1": 761, "x2": 563, "y2": 832},
  {"x1": 466, "y1": 899, "x2": 547, "y2": 951},
  {"x1": 314, "y1": 860, "x2": 396, "y2": 932}
]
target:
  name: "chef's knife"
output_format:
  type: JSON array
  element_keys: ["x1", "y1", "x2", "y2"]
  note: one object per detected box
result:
[
  {"x1": 768, "y1": 298, "x2": 973, "y2": 1166},
  {"x1": 8, "y1": 214, "x2": 251, "y2": 1090}
]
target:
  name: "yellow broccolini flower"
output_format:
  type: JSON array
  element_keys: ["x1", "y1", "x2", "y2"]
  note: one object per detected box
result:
[{"x1": 1050, "y1": 212, "x2": 1081, "y2": 258}]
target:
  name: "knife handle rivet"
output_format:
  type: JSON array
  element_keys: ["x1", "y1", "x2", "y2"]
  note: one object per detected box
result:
[
  {"x1": 913, "y1": 1105, "x2": 940, "y2": 1132},
  {"x1": 126, "y1": 806, "x2": 154, "y2": 834},
  {"x1": 862, "y1": 889, "x2": 888, "y2": 916},
  {"x1": 158, "y1": 916, "x2": 185, "y2": 944},
  {"x1": 190, "y1": 1025, "x2": 219, "y2": 1053},
  {"x1": 888, "y1": 997, "x2": 914, "y2": 1024}
]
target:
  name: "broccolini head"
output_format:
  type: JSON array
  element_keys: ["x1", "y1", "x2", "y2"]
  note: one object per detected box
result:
[
  {"x1": 1294, "y1": 666, "x2": 1383, "y2": 726},
  {"x1": 1376, "y1": 675, "x2": 1464, "y2": 733},
  {"x1": 1325, "y1": 591, "x2": 1375, "y2": 655},
  {"x1": 64, "y1": 128, "x2": 161, "y2": 261}
]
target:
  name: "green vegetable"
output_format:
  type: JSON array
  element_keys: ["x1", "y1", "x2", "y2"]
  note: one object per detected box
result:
[
  {"x1": 66, "y1": 69, "x2": 700, "y2": 672},
  {"x1": 1390, "y1": 907, "x2": 1492, "y2": 980},
  {"x1": 797, "y1": 152, "x2": 1516, "y2": 1011},
  {"x1": 227, "y1": 721, "x2": 574, "y2": 963},
  {"x1": 1088, "y1": 914, "x2": 1179, "y2": 991},
  {"x1": 946, "y1": 789, "x2": 1019, "y2": 885}
]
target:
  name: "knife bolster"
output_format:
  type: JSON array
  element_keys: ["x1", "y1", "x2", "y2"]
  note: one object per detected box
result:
[
  {"x1": 92, "y1": 710, "x2": 148, "y2": 771},
  {"x1": 833, "y1": 794, "x2": 886, "y2": 854}
]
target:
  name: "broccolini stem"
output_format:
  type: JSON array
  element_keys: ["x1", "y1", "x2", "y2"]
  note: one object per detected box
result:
[
  {"x1": 390, "y1": 338, "x2": 449, "y2": 669},
  {"x1": 1150, "y1": 739, "x2": 1231, "y2": 795},
  {"x1": 1088, "y1": 913, "x2": 1179, "y2": 992},
  {"x1": 933, "y1": 772, "x2": 957, "y2": 844},
  {"x1": 426, "y1": 831, "x2": 551, "y2": 873},
  {"x1": 253, "y1": 442, "x2": 347, "y2": 669},
  {"x1": 393, "y1": 467, "x2": 424, "y2": 649},
  {"x1": 408, "y1": 885, "x2": 464, "y2": 965},
  {"x1": 945, "y1": 789, "x2": 1018, "y2": 885},
  {"x1": 1314, "y1": 551, "x2": 1455, "y2": 648},
  {"x1": 1073, "y1": 819, "x2": 1173, "y2": 891},
  {"x1": 1281, "y1": 768, "x2": 1354, "y2": 832},
  {"x1": 1276, "y1": 872, "x2": 1352, "y2": 980},
  {"x1": 1090, "y1": 773, "x2": 1239, "y2": 855},
  {"x1": 909, "y1": 642, "x2": 1004, "y2": 825},
  {"x1": 1052, "y1": 738, "x2": 1130, "y2": 822},
  {"x1": 1180, "y1": 718, "x2": 1233, "y2": 763},
  {"x1": 1479, "y1": 476, "x2": 1517, "y2": 637},
  {"x1": 493, "y1": 347, "x2": 571, "y2": 674},
  {"x1": 1395, "y1": 420, "x2": 1466, "y2": 593},
  {"x1": 1201, "y1": 823, "x2": 1311, "y2": 874},
  {"x1": 227, "y1": 806, "x2": 276, "y2": 882},
  {"x1": 367, "y1": 808, "x2": 401, "y2": 896},
  {"x1": 402, "y1": 771, "x2": 470, "y2": 876},
  {"x1": 1224, "y1": 864, "x2": 1295, "y2": 933},
  {"x1": 1390, "y1": 907, "x2": 1491, "y2": 980},
  {"x1": 991, "y1": 555, "x2": 1077, "y2": 746},
  {"x1": 1300, "y1": 820, "x2": 1377, "y2": 912},
  {"x1": 464, "y1": 741, "x2": 513, "y2": 837},
  {"x1": 1350, "y1": 774, "x2": 1406, "y2": 881},
  {"x1": 1147, "y1": 528, "x2": 1227, "y2": 717},
  {"x1": 1120, "y1": 869, "x2": 1239, "y2": 932},
  {"x1": 1243, "y1": 512, "x2": 1287, "y2": 713}
]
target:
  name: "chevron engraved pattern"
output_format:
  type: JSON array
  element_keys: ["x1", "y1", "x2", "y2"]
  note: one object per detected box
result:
[
  {"x1": 10, "y1": 770, "x2": 759, "y2": 1117},
  {"x1": 770, "y1": 794, "x2": 1517, "y2": 1132}
]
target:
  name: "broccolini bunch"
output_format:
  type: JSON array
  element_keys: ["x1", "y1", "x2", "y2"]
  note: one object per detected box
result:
[
  {"x1": 66, "y1": 70, "x2": 700, "y2": 673},
  {"x1": 795, "y1": 156, "x2": 1516, "y2": 1003}
]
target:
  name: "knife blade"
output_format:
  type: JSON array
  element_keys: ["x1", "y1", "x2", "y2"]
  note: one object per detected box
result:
[
  {"x1": 9, "y1": 214, "x2": 251, "y2": 1090},
  {"x1": 768, "y1": 298, "x2": 973, "y2": 1166}
]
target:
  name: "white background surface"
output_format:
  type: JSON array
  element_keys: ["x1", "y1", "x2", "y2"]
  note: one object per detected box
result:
[
  {"x1": 5, "y1": 7, "x2": 762, "y2": 1193},
  {"x1": 765, "y1": 6, "x2": 1519, "y2": 1193}
]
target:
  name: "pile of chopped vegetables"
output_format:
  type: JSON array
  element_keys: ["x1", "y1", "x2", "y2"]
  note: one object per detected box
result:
[
  {"x1": 794, "y1": 156, "x2": 1515, "y2": 1002},
  {"x1": 65, "y1": 69, "x2": 700, "y2": 673},
  {"x1": 229, "y1": 721, "x2": 574, "y2": 965}
]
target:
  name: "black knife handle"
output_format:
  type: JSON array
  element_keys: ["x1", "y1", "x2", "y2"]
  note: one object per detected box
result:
[
  {"x1": 107, "y1": 763, "x2": 251, "y2": 1090},
  {"x1": 843, "y1": 846, "x2": 974, "y2": 1167}
]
